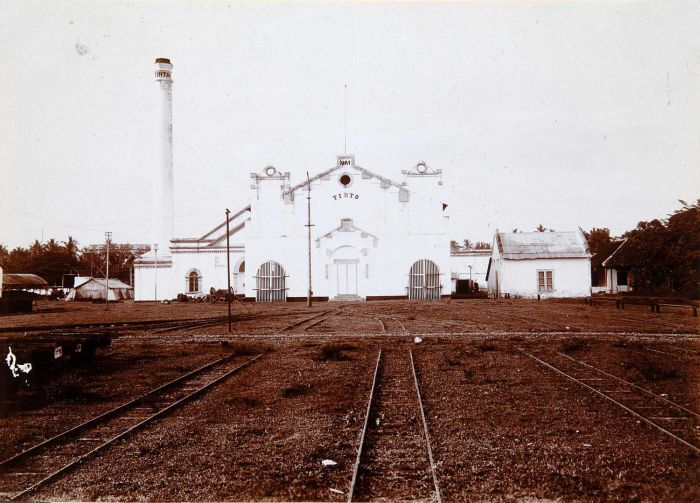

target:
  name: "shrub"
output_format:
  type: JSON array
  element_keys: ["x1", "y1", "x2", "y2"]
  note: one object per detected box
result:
[
  {"x1": 560, "y1": 338, "x2": 586, "y2": 354},
  {"x1": 282, "y1": 384, "x2": 311, "y2": 398},
  {"x1": 316, "y1": 344, "x2": 356, "y2": 361},
  {"x1": 624, "y1": 355, "x2": 681, "y2": 381}
]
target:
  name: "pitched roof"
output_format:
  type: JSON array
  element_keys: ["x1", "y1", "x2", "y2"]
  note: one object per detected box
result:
[
  {"x1": 77, "y1": 278, "x2": 133, "y2": 290},
  {"x1": 601, "y1": 239, "x2": 634, "y2": 268},
  {"x1": 591, "y1": 240, "x2": 626, "y2": 269},
  {"x1": 282, "y1": 160, "x2": 406, "y2": 196},
  {"x1": 495, "y1": 230, "x2": 590, "y2": 260},
  {"x1": 2, "y1": 274, "x2": 49, "y2": 288}
]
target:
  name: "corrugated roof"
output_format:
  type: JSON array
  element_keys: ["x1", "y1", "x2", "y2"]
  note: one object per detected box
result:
[
  {"x1": 496, "y1": 231, "x2": 589, "y2": 260},
  {"x1": 2, "y1": 273, "x2": 49, "y2": 288}
]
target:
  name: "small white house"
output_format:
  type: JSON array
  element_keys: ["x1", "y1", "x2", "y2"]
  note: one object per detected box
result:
[{"x1": 486, "y1": 230, "x2": 591, "y2": 298}]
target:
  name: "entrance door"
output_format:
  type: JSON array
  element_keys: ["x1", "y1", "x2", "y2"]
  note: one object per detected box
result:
[{"x1": 335, "y1": 260, "x2": 358, "y2": 296}]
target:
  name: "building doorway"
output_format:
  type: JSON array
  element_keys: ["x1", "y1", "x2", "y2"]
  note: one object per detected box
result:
[
  {"x1": 408, "y1": 259, "x2": 441, "y2": 300},
  {"x1": 329, "y1": 246, "x2": 362, "y2": 300},
  {"x1": 255, "y1": 261, "x2": 286, "y2": 302}
]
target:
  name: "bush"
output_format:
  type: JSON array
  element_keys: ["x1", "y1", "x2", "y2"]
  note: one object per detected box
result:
[
  {"x1": 475, "y1": 341, "x2": 497, "y2": 352},
  {"x1": 624, "y1": 355, "x2": 681, "y2": 381},
  {"x1": 315, "y1": 344, "x2": 356, "y2": 361},
  {"x1": 560, "y1": 338, "x2": 586, "y2": 354},
  {"x1": 282, "y1": 384, "x2": 311, "y2": 398}
]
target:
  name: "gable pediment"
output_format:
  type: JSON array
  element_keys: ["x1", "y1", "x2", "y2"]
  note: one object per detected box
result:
[
  {"x1": 315, "y1": 218, "x2": 378, "y2": 248},
  {"x1": 283, "y1": 155, "x2": 409, "y2": 202}
]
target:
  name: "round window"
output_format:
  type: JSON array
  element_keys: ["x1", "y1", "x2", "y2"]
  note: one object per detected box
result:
[
  {"x1": 416, "y1": 162, "x2": 427, "y2": 174},
  {"x1": 265, "y1": 166, "x2": 276, "y2": 177},
  {"x1": 339, "y1": 174, "x2": 352, "y2": 186}
]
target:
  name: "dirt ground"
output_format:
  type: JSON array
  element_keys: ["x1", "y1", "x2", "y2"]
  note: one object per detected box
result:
[{"x1": 0, "y1": 299, "x2": 698, "y2": 501}]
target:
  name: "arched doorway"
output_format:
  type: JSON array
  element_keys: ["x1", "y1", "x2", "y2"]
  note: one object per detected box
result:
[
  {"x1": 255, "y1": 261, "x2": 286, "y2": 302},
  {"x1": 408, "y1": 259, "x2": 441, "y2": 300},
  {"x1": 235, "y1": 260, "x2": 246, "y2": 294}
]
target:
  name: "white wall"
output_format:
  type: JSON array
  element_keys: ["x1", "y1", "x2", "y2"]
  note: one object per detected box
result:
[
  {"x1": 134, "y1": 261, "x2": 176, "y2": 301},
  {"x1": 245, "y1": 158, "x2": 450, "y2": 300},
  {"x1": 488, "y1": 255, "x2": 591, "y2": 298}
]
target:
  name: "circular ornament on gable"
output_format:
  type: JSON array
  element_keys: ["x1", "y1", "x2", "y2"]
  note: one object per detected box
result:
[
  {"x1": 340, "y1": 174, "x2": 352, "y2": 186},
  {"x1": 265, "y1": 166, "x2": 277, "y2": 177},
  {"x1": 416, "y1": 162, "x2": 427, "y2": 174}
]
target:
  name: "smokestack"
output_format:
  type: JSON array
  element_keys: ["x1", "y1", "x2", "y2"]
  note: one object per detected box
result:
[{"x1": 153, "y1": 57, "x2": 174, "y2": 250}]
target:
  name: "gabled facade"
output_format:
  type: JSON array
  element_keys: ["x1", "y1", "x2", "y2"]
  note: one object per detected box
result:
[{"x1": 135, "y1": 155, "x2": 450, "y2": 301}]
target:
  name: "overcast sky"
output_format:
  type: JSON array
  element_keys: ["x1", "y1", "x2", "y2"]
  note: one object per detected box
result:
[{"x1": 1, "y1": 1, "x2": 698, "y2": 250}]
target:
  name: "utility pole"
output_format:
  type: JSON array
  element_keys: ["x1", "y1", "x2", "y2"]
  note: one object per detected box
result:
[
  {"x1": 105, "y1": 232, "x2": 112, "y2": 309},
  {"x1": 226, "y1": 208, "x2": 232, "y2": 333},
  {"x1": 306, "y1": 172, "x2": 313, "y2": 307},
  {"x1": 154, "y1": 243, "x2": 159, "y2": 301}
]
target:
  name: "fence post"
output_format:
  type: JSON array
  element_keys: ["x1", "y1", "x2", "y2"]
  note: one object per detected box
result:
[{"x1": 693, "y1": 306, "x2": 698, "y2": 317}]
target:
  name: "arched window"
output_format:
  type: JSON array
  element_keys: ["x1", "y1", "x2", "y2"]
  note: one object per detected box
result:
[
  {"x1": 408, "y1": 259, "x2": 441, "y2": 300},
  {"x1": 255, "y1": 261, "x2": 286, "y2": 302},
  {"x1": 239, "y1": 261, "x2": 245, "y2": 273},
  {"x1": 186, "y1": 269, "x2": 202, "y2": 293}
]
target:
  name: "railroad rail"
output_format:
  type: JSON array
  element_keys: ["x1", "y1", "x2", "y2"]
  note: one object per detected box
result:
[
  {"x1": 0, "y1": 316, "x2": 227, "y2": 335},
  {"x1": 275, "y1": 307, "x2": 345, "y2": 334},
  {"x1": 348, "y1": 349, "x2": 441, "y2": 501},
  {"x1": 522, "y1": 350, "x2": 699, "y2": 454},
  {"x1": 0, "y1": 353, "x2": 263, "y2": 500}
]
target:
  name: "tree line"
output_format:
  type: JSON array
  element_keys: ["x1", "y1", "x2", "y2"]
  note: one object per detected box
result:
[
  {"x1": 584, "y1": 200, "x2": 699, "y2": 297},
  {"x1": 0, "y1": 238, "x2": 149, "y2": 287}
]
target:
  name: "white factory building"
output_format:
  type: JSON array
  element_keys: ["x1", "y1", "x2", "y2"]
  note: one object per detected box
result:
[
  {"x1": 134, "y1": 57, "x2": 591, "y2": 301},
  {"x1": 136, "y1": 155, "x2": 451, "y2": 301}
]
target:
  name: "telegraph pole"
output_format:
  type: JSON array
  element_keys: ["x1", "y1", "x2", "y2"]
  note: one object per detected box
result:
[
  {"x1": 154, "y1": 243, "x2": 159, "y2": 301},
  {"x1": 226, "y1": 208, "x2": 232, "y2": 333},
  {"x1": 306, "y1": 172, "x2": 313, "y2": 307},
  {"x1": 105, "y1": 232, "x2": 111, "y2": 309}
]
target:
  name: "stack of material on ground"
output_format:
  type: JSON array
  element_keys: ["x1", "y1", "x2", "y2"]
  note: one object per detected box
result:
[{"x1": 65, "y1": 277, "x2": 134, "y2": 301}]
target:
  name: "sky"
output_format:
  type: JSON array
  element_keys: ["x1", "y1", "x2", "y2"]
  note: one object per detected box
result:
[{"x1": 1, "y1": 0, "x2": 699, "y2": 250}]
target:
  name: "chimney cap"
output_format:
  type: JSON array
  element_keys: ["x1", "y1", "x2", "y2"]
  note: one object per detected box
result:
[{"x1": 155, "y1": 57, "x2": 171, "y2": 64}]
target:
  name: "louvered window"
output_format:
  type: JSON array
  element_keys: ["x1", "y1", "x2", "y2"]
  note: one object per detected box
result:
[{"x1": 538, "y1": 270, "x2": 554, "y2": 292}]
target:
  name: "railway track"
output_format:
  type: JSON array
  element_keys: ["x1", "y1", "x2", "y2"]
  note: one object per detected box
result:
[
  {"x1": 0, "y1": 353, "x2": 262, "y2": 500},
  {"x1": 522, "y1": 350, "x2": 700, "y2": 454},
  {"x1": 276, "y1": 307, "x2": 345, "y2": 334},
  {"x1": 348, "y1": 349, "x2": 441, "y2": 502}
]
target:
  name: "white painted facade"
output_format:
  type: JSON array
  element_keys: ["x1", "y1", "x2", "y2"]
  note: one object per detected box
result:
[
  {"x1": 135, "y1": 155, "x2": 451, "y2": 301},
  {"x1": 243, "y1": 156, "x2": 449, "y2": 301},
  {"x1": 487, "y1": 231, "x2": 591, "y2": 299}
]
